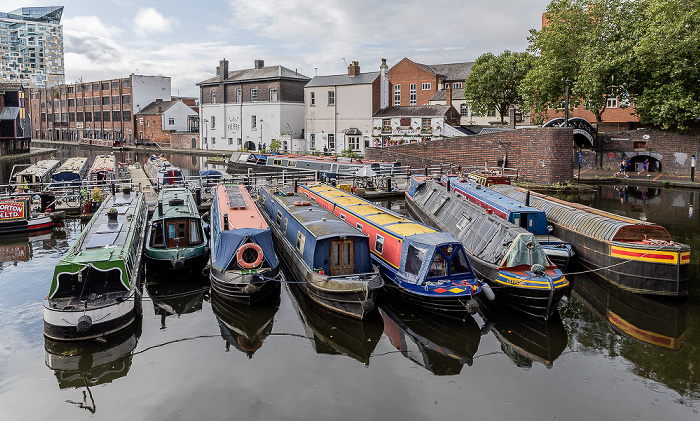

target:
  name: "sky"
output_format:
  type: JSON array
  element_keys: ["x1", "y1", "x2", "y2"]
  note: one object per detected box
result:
[{"x1": 6, "y1": 0, "x2": 552, "y2": 97}]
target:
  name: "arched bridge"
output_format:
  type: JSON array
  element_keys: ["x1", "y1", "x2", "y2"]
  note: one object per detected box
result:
[{"x1": 543, "y1": 117, "x2": 597, "y2": 149}]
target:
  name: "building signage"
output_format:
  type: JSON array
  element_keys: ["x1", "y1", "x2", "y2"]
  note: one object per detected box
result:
[{"x1": 0, "y1": 200, "x2": 27, "y2": 221}]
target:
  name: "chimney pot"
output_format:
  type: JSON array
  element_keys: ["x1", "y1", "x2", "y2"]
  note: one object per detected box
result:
[
  {"x1": 348, "y1": 61, "x2": 361, "y2": 77},
  {"x1": 254, "y1": 60, "x2": 265, "y2": 69}
]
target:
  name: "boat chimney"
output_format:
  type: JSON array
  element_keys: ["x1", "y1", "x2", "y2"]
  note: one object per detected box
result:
[
  {"x1": 158, "y1": 200, "x2": 163, "y2": 216},
  {"x1": 525, "y1": 190, "x2": 531, "y2": 207},
  {"x1": 446, "y1": 178, "x2": 451, "y2": 192},
  {"x1": 223, "y1": 214, "x2": 229, "y2": 230}
]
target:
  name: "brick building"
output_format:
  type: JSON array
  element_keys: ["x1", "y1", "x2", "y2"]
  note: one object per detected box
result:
[
  {"x1": 27, "y1": 75, "x2": 171, "y2": 143},
  {"x1": 0, "y1": 82, "x2": 31, "y2": 156},
  {"x1": 371, "y1": 105, "x2": 462, "y2": 146},
  {"x1": 135, "y1": 99, "x2": 198, "y2": 145}
]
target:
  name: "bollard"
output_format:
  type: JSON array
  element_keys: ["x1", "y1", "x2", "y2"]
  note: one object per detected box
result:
[
  {"x1": 294, "y1": 178, "x2": 298, "y2": 193},
  {"x1": 446, "y1": 178, "x2": 450, "y2": 192},
  {"x1": 110, "y1": 182, "x2": 116, "y2": 195},
  {"x1": 386, "y1": 176, "x2": 392, "y2": 192},
  {"x1": 195, "y1": 188, "x2": 201, "y2": 206},
  {"x1": 525, "y1": 190, "x2": 531, "y2": 207},
  {"x1": 424, "y1": 165, "x2": 428, "y2": 177}
]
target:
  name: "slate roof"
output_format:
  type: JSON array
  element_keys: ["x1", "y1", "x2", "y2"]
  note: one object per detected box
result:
[
  {"x1": 198, "y1": 66, "x2": 310, "y2": 85},
  {"x1": 137, "y1": 101, "x2": 179, "y2": 115},
  {"x1": 428, "y1": 62, "x2": 474, "y2": 81},
  {"x1": 430, "y1": 89, "x2": 466, "y2": 101},
  {"x1": 373, "y1": 105, "x2": 454, "y2": 118},
  {"x1": 305, "y1": 71, "x2": 380, "y2": 88}
]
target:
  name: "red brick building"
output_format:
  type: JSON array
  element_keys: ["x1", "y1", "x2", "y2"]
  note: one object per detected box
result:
[
  {"x1": 387, "y1": 58, "x2": 472, "y2": 107},
  {"x1": 135, "y1": 99, "x2": 198, "y2": 145}
]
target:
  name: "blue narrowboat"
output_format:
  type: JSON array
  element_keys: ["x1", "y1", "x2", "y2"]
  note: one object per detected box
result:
[
  {"x1": 299, "y1": 183, "x2": 483, "y2": 316},
  {"x1": 406, "y1": 175, "x2": 569, "y2": 320},
  {"x1": 440, "y1": 175, "x2": 574, "y2": 269},
  {"x1": 257, "y1": 186, "x2": 383, "y2": 319}
]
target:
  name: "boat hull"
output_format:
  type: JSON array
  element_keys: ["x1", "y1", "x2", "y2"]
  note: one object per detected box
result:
[
  {"x1": 145, "y1": 248, "x2": 209, "y2": 273},
  {"x1": 210, "y1": 266, "x2": 282, "y2": 305}
]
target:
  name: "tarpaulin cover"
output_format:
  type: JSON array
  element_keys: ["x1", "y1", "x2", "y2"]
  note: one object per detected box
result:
[
  {"x1": 211, "y1": 227, "x2": 278, "y2": 271},
  {"x1": 398, "y1": 232, "x2": 461, "y2": 285},
  {"x1": 502, "y1": 233, "x2": 549, "y2": 267},
  {"x1": 52, "y1": 171, "x2": 81, "y2": 182}
]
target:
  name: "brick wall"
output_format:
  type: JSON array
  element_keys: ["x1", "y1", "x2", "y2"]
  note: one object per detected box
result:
[
  {"x1": 365, "y1": 127, "x2": 574, "y2": 184},
  {"x1": 388, "y1": 58, "x2": 438, "y2": 106},
  {"x1": 170, "y1": 132, "x2": 199, "y2": 149}
]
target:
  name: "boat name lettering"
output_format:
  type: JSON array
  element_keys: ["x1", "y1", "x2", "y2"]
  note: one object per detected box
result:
[{"x1": 0, "y1": 202, "x2": 25, "y2": 219}]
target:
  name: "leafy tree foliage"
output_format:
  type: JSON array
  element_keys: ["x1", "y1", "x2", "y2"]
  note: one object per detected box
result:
[{"x1": 463, "y1": 51, "x2": 533, "y2": 124}]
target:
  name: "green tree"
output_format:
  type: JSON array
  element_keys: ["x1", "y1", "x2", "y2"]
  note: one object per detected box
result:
[
  {"x1": 269, "y1": 139, "x2": 281, "y2": 152},
  {"x1": 464, "y1": 51, "x2": 534, "y2": 124}
]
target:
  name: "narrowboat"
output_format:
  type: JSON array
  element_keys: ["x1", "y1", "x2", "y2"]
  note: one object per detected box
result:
[
  {"x1": 211, "y1": 291, "x2": 279, "y2": 358},
  {"x1": 490, "y1": 184, "x2": 691, "y2": 296},
  {"x1": 43, "y1": 189, "x2": 148, "y2": 340},
  {"x1": 209, "y1": 184, "x2": 281, "y2": 304},
  {"x1": 50, "y1": 157, "x2": 89, "y2": 188},
  {"x1": 441, "y1": 175, "x2": 574, "y2": 269},
  {"x1": 406, "y1": 176, "x2": 569, "y2": 320},
  {"x1": 229, "y1": 152, "x2": 401, "y2": 177},
  {"x1": 144, "y1": 155, "x2": 183, "y2": 186},
  {"x1": 89, "y1": 154, "x2": 119, "y2": 184},
  {"x1": 12, "y1": 158, "x2": 61, "y2": 189},
  {"x1": 257, "y1": 185, "x2": 383, "y2": 319},
  {"x1": 380, "y1": 298, "x2": 481, "y2": 375},
  {"x1": 464, "y1": 169, "x2": 513, "y2": 186},
  {"x1": 144, "y1": 187, "x2": 208, "y2": 272},
  {"x1": 0, "y1": 197, "x2": 54, "y2": 235},
  {"x1": 287, "y1": 283, "x2": 383, "y2": 364},
  {"x1": 571, "y1": 271, "x2": 686, "y2": 350},
  {"x1": 299, "y1": 183, "x2": 483, "y2": 316}
]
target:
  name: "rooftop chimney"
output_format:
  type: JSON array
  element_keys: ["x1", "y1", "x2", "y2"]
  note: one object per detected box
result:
[
  {"x1": 156, "y1": 106, "x2": 162, "y2": 113},
  {"x1": 348, "y1": 61, "x2": 360, "y2": 77},
  {"x1": 446, "y1": 83, "x2": 453, "y2": 104},
  {"x1": 219, "y1": 59, "x2": 229, "y2": 80},
  {"x1": 254, "y1": 59, "x2": 265, "y2": 69}
]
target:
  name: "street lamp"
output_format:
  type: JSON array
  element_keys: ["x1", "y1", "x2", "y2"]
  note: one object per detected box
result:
[
  {"x1": 564, "y1": 77, "x2": 570, "y2": 127},
  {"x1": 202, "y1": 118, "x2": 209, "y2": 150}
]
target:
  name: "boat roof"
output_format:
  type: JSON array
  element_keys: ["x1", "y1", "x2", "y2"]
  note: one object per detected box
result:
[
  {"x1": 91, "y1": 154, "x2": 116, "y2": 172},
  {"x1": 56, "y1": 157, "x2": 88, "y2": 173},
  {"x1": 155, "y1": 187, "x2": 199, "y2": 219},
  {"x1": 16, "y1": 159, "x2": 60, "y2": 176},
  {"x1": 148, "y1": 155, "x2": 181, "y2": 170},
  {"x1": 490, "y1": 184, "x2": 676, "y2": 243},
  {"x1": 445, "y1": 175, "x2": 543, "y2": 215},
  {"x1": 303, "y1": 184, "x2": 436, "y2": 239},
  {"x1": 215, "y1": 184, "x2": 267, "y2": 230},
  {"x1": 262, "y1": 187, "x2": 368, "y2": 240}
]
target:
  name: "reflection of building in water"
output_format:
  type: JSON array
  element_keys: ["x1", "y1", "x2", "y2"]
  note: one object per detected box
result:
[
  {"x1": 0, "y1": 230, "x2": 53, "y2": 267},
  {"x1": 380, "y1": 299, "x2": 480, "y2": 375},
  {"x1": 212, "y1": 291, "x2": 279, "y2": 358},
  {"x1": 44, "y1": 323, "x2": 141, "y2": 413},
  {"x1": 288, "y1": 283, "x2": 383, "y2": 365}
]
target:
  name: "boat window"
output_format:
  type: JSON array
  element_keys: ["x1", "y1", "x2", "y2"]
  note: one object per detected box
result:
[
  {"x1": 448, "y1": 248, "x2": 471, "y2": 274},
  {"x1": 428, "y1": 253, "x2": 447, "y2": 277},
  {"x1": 340, "y1": 213, "x2": 346, "y2": 221},
  {"x1": 273, "y1": 159, "x2": 282, "y2": 166},
  {"x1": 276, "y1": 210, "x2": 283, "y2": 227},
  {"x1": 513, "y1": 216, "x2": 520, "y2": 226},
  {"x1": 283, "y1": 218, "x2": 288, "y2": 234},
  {"x1": 375, "y1": 234, "x2": 384, "y2": 254},
  {"x1": 456, "y1": 213, "x2": 471, "y2": 230},
  {"x1": 405, "y1": 245, "x2": 427, "y2": 276},
  {"x1": 287, "y1": 161, "x2": 297, "y2": 167},
  {"x1": 178, "y1": 222, "x2": 186, "y2": 238},
  {"x1": 54, "y1": 266, "x2": 126, "y2": 298},
  {"x1": 296, "y1": 232, "x2": 306, "y2": 254},
  {"x1": 189, "y1": 220, "x2": 201, "y2": 244},
  {"x1": 152, "y1": 222, "x2": 164, "y2": 246},
  {"x1": 333, "y1": 242, "x2": 340, "y2": 266},
  {"x1": 356, "y1": 222, "x2": 363, "y2": 231}
]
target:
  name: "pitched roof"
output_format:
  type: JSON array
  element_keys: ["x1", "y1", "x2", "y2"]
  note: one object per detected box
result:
[
  {"x1": 430, "y1": 89, "x2": 466, "y2": 101},
  {"x1": 427, "y1": 62, "x2": 474, "y2": 81},
  {"x1": 137, "y1": 100, "x2": 179, "y2": 115},
  {"x1": 373, "y1": 105, "x2": 454, "y2": 118},
  {"x1": 305, "y1": 71, "x2": 380, "y2": 88},
  {"x1": 198, "y1": 66, "x2": 310, "y2": 85}
]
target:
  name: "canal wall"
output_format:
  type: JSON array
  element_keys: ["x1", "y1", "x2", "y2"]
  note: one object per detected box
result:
[{"x1": 364, "y1": 127, "x2": 574, "y2": 184}]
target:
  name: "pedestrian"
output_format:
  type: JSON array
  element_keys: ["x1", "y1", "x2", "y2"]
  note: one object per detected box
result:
[
  {"x1": 624, "y1": 158, "x2": 631, "y2": 177},
  {"x1": 258, "y1": 142, "x2": 262, "y2": 151},
  {"x1": 614, "y1": 158, "x2": 626, "y2": 177},
  {"x1": 262, "y1": 143, "x2": 266, "y2": 152},
  {"x1": 638, "y1": 158, "x2": 649, "y2": 176},
  {"x1": 323, "y1": 146, "x2": 328, "y2": 156}
]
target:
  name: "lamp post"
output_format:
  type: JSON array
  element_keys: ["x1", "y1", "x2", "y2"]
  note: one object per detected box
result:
[
  {"x1": 203, "y1": 118, "x2": 209, "y2": 150},
  {"x1": 260, "y1": 119, "x2": 263, "y2": 150},
  {"x1": 564, "y1": 77, "x2": 570, "y2": 127}
]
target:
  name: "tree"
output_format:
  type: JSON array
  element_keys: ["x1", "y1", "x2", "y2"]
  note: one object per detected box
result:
[{"x1": 464, "y1": 51, "x2": 534, "y2": 124}]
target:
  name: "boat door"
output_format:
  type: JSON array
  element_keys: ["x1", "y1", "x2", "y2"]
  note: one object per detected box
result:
[
  {"x1": 329, "y1": 239, "x2": 354, "y2": 275},
  {"x1": 512, "y1": 212, "x2": 528, "y2": 229},
  {"x1": 165, "y1": 220, "x2": 188, "y2": 248}
]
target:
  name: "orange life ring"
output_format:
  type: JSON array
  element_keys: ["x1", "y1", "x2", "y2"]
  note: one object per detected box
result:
[
  {"x1": 294, "y1": 200, "x2": 311, "y2": 206},
  {"x1": 236, "y1": 243, "x2": 264, "y2": 269}
]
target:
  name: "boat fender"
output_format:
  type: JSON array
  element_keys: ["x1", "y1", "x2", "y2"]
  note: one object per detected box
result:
[
  {"x1": 76, "y1": 315, "x2": 92, "y2": 333},
  {"x1": 201, "y1": 266, "x2": 211, "y2": 277},
  {"x1": 531, "y1": 264, "x2": 546, "y2": 276},
  {"x1": 294, "y1": 200, "x2": 311, "y2": 206},
  {"x1": 236, "y1": 243, "x2": 264, "y2": 269},
  {"x1": 482, "y1": 283, "x2": 496, "y2": 301},
  {"x1": 243, "y1": 283, "x2": 261, "y2": 295},
  {"x1": 466, "y1": 299, "x2": 480, "y2": 315},
  {"x1": 172, "y1": 258, "x2": 185, "y2": 270}
]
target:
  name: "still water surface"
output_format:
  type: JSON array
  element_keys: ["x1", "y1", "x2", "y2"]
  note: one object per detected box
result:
[{"x1": 0, "y1": 152, "x2": 698, "y2": 420}]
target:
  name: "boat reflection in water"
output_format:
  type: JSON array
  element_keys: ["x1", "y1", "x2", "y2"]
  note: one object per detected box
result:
[
  {"x1": 570, "y1": 272, "x2": 687, "y2": 351},
  {"x1": 481, "y1": 305, "x2": 568, "y2": 369},
  {"x1": 211, "y1": 291, "x2": 279, "y2": 358},
  {"x1": 0, "y1": 229, "x2": 55, "y2": 266},
  {"x1": 144, "y1": 274, "x2": 210, "y2": 329},
  {"x1": 287, "y1": 282, "x2": 384, "y2": 365},
  {"x1": 380, "y1": 298, "x2": 481, "y2": 375},
  {"x1": 44, "y1": 322, "x2": 141, "y2": 414}
]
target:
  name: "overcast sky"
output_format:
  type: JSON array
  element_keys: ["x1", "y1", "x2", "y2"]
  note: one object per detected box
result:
[{"x1": 6, "y1": 0, "x2": 551, "y2": 97}]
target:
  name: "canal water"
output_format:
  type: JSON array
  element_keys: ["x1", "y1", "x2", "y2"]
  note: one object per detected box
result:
[{"x1": 0, "y1": 150, "x2": 698, "y2": 420}]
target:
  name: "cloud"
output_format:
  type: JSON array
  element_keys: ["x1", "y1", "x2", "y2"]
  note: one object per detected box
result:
[
  {"x1": 133, "y1": 7, "x2": 178, "y2": 34},
  {"x1": 63, "y1": 15, "x2": 123, "y2": 38}
]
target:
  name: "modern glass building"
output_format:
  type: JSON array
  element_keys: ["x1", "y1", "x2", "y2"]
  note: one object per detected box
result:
[{"x1": 0, "y1": 6, "x2": 64, "y2": 88}]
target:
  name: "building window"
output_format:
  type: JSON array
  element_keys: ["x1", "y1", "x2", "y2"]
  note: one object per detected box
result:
[
  {"x1": 348, "y1": 136, "x2": 359, "y2": 150},
  {"x1": 460, "y1": 103, "x2": 468, "y2": 116},
  {"x1": 112, "y1": 96, "x2": 119, "y2": 107},
  {"x1": 122, "y1": 110, "x2": 131, "y2": 121},
  {"x1": 236, "y1": 89, "x2": 241, "y2": 103},
  {"x1": 211, "y1": 116, "x2": 215, "y2": 128},
  {"x1": 327, "y1": 133, "x2": 335, "y2": 149},
  {"x1": 251, "y1": 89, "x2": 258, "y2": 102},
  {"x1": 251, "y1": 115, "x2": 256, "y2": 129},
  {"x1": 210, "y1": 91, "x2": 216, "y2": 104},
  {"x1": 310, "y1": 91, "x2": 315, "y2": 106},
  {"x1": 94, "y1": 112, "x2": 101, "y2": 121},
  {"x1": 394, "y1": 85, "x2": 401, "y2": 106},
  {"x1": 139, "y1": 117, "x2": 144, "y2": 126},
  {"x1": 85, "y1": 97, "x2": 91, "y2": 106},
  {"x1": 421, "y1": 118, "x2": 431, "y2": 131},
  {"x1": 409, "y1": 84, "x2": 417, "y2": 105},
  {"x1": 328, "y1": 90, "x2": 335, "y2": 105},
  {"x1": 67, "y1": 98, "x2": 74, "y2": 107},
  {"x1": 382, "y1": 119, "x2": 391, "y2": 132},
  {"x1": 101, "y1": 82, "x2": 109, "y2": 90},
  {"x1": 61, "y1": 113, "x2": 67, "y2": 122},
  {"x1": 112, "y1": 111, "x2": 120, "y2": 121},
  {"x1": 607, "y1": 97, "x2": 618, "y2": 108},
  {"x1": 310, "y1": 133, "x2": 315, "y2": 149},
  {"x1": 122, "y1": 94, "x2": 130, "y2": 104},
  {"x1": 453, "y1": 82, "x2": 463, "y2": 89},
  {"x1": 168, "y1": 118, "x2": 175, "y2": 125},
  {"x1": 92, "y1": 83, "x2": 100, "y2": 91},
  {"x1": 67, "y1": 86, "x2": 74, "y2": 94},
  {"x1": 122, "y1": 80, "x2": 130, "y2": 89},
  {"x1": 76, "y1": 98, "x2": 83, "y2": 106},
  {"x1": 111, "y1": 81, "x2": 119, "y2": 89},
  {"x1": 228, "y1": 138, "x2": 233, "y2": 145},
  {"x1": 102, "y1": 96, "x2": 110, "y2": 105},
  {"x1": 69, "y1": 112, "x2": 75, "y2": 122},
  {"x1": 103, "y1": 111, "x2": 110, "y2": 121},
  {"x1": 422, "y1": 82, "x2": 431, "y2": 90},
  {"x1": 269, "y1": 88, "x2": 277, "y2": 101}
]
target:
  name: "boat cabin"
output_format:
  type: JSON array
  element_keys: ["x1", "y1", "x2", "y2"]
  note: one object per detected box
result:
[{"x1": 149, "y1": 188, "x2": 205, "y2": 250}]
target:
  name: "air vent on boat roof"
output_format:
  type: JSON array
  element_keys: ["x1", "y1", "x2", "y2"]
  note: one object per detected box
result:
[
  {"x1": 169, "y1": 198, "x2": 185, "y2": 206},
  {"x1": 224, "y1": 185, "x2": 247, "y2": 208}
]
